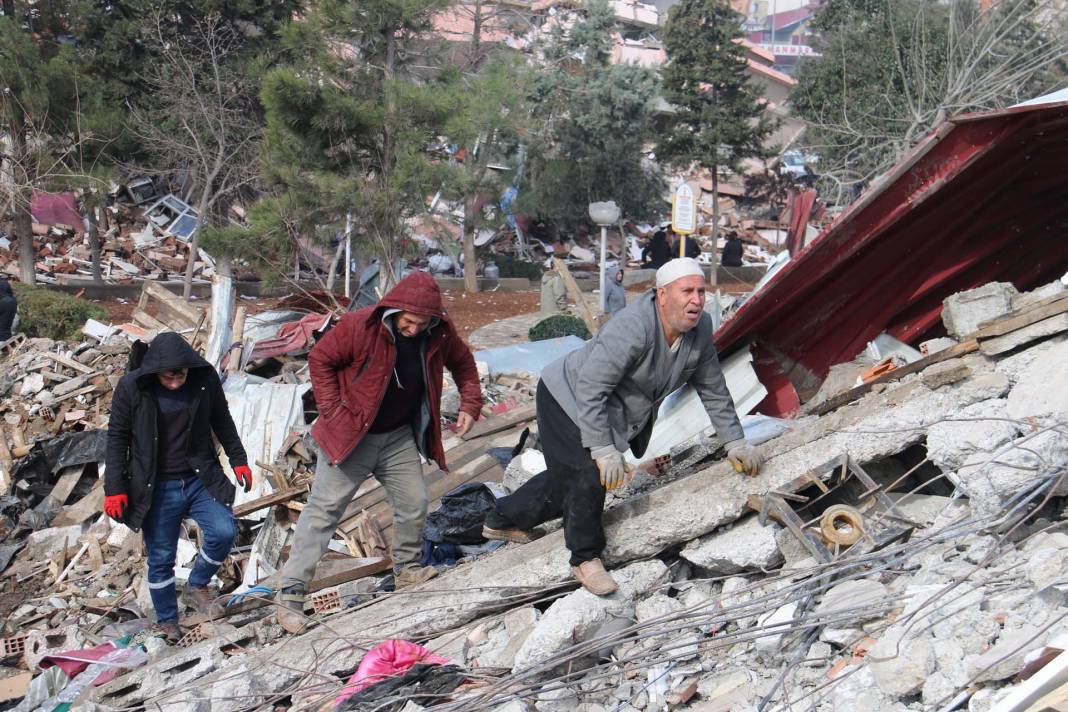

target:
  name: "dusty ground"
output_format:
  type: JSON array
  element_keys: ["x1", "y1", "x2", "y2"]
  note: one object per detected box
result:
[{"x1": 91, "y1": 279, "x2": 755, "y2": 343}]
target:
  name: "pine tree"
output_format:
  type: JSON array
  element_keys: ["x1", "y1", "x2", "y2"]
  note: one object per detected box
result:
[
  {"x1": 248, "y1": 0, "x2": 458, "y2": 291},
  {"x1": 0, "y1": 5, "x2": 82, "y2": 284},
  {"x1": 658, "y1": 0, "x2": 773, "y2": 283},
  {"x1": 518, "y1": 0, "x2": 665, "y2": 228}
]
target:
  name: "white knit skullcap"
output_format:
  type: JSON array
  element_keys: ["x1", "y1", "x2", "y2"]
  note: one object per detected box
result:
[{"x1": 656, "y1": 258, "x2": 705, "y2": 288}]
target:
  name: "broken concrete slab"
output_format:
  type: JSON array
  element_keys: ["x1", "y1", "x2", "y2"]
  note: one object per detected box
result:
[
  {"x1": 926, "y1": 398, "x2": 1021, "y2": 472},
  {"x1": 512, "y1": 560, "x2": 669, "y2": 672},
  {"x1": 965, "y1": 625, "x2": 1046, "y2": 683},
  {"x1": 942, "y1": 282, "x2": 1017, "y2": 339},
  {"x1": 869, "y1": 624, "x2": 936, "y2": 697},
  {"x1": 814, "y1": 579, "x2": 890, "y2": 622},
  {"x1": 956, "y1": 430, "x2": 1068, "y2": 515},
  {"x1": 92, "y1": 637, "x2": 230, "y2": 709},
  {"x1": 503, "y1": 450, "x2": 546, "y2": 493},
  {"x1": 1011, "y1": 279, "x2": 1065, "y2": 311},
  {"x1": 1005, "y1": 337, "x2": 1068, "y2": 420},
  {"x1": 679, "y1": 515, "x2": 782, "y2": 574},
  {"x1": 25, "y1": 524, "x2": 83, "y2": 559},
  {"x1": 995, "y1": 333, "x2": 1067, "y2": 385}
]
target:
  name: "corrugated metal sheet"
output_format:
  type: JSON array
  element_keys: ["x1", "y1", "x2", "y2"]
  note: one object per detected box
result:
[
  {"x1": 715, "y1": 95, "x2": 1068, "y2": 414},
  {"x1": 220, "y1": 375, "x2": 311, "y2": 520}
]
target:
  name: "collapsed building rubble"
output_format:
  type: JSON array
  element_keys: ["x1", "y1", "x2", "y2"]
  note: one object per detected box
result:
[{"x1": 0, "y1": 272, "x2": 1058, "y2": 711}]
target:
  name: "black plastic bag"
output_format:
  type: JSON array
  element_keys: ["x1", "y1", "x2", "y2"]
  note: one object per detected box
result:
[
  {"x1": 11, "y1": 429, "x2": 106, "y2": 500},
  {"x1": 423, "y1": 482, "x2": 497, "y2": 545},
  {"x1": 337, "y1": 664, "x2": 466, "y2": 712}
]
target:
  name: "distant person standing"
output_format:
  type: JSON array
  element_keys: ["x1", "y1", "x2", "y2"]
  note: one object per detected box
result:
[
  {"x1": 722, "y1": 232, "x2": 744, "y2": 268},
  {"x1": 540, "y1": 261, "x2": 568, "y2": 315},
  {"x1": 642, "y1": 231, "x2": 671, "y2": 270},
  {"x1": 0, "y1": 279, "x2": 15, "y2": 342},
  {"x1": 604, "y1": 267, "x2": 626, "y2": 317}
]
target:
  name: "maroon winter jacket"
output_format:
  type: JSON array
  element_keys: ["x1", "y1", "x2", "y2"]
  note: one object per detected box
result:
[{"x1": 309, "y1": 271, "x2": 483, "y2": 468}]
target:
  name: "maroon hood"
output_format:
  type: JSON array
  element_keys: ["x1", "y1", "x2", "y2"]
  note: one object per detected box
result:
[{"x1": 375, "y1": 271, "x2": 445, "y2": 320}]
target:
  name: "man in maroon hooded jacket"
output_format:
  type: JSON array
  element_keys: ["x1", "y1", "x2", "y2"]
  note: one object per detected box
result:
[{"x1": 275, "y1": 272, "x2": 482, "y2": 634}]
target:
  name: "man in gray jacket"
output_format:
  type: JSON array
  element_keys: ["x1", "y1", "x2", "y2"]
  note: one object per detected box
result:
[{"x1": 484, "y1": 258, "x2": 763, "y2": 595}]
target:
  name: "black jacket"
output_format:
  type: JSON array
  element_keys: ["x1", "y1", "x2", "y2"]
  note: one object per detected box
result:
[
  {"x1": 104, "y1": 332, "x2": 248, "y2": 530},
  {"x1": 642, "y1": 238, "x2": 672, "y2": 270},
  {"x1": 0, "y1": 280, "x2": 16, "y2": 342}
]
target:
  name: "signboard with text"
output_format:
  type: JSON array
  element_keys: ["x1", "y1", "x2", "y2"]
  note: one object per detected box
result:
[{"x1": 672, "y1": 183, "x2": 696, "y2": 235}]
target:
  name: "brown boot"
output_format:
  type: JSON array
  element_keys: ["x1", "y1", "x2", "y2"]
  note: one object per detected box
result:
[
  {"x1": 181, "y1": 584, "x2": 214, "y2": 615},
  {"x1": 274, "y1": 585, "x2": 307, "y2": 635},
  {"x1": 482, "y1": 525, "x2": 547, "y2": 544},
  {"x1": 571, "y1": 558, "x2": 618, "y2": 596},
  {"x1": 153, "y1": 620, "x2": 182, "y2": 644},
  {"x1": 394, "y1": 565, "x2": 438, "y2": 589}
]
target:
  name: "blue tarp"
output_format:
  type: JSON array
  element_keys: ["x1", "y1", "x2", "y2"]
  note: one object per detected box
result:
[{"x1": 474, "y1": 335, "x2": 585, "y2": 376}]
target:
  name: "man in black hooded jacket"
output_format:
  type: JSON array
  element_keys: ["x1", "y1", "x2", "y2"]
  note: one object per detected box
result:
[{"x1": 104, "y1": 332, "x2": 251, "y2": 641}]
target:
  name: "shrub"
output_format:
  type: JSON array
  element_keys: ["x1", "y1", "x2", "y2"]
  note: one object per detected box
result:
[
  {"x1": 12, "y1": 284, "x2": 107, "y2": 341},
  {"x1": 528, "y1": 313, "x2": 590, "y2": 342},
  {"x1": 492, "y1": 254, "x2": 543, "y2": 280}
]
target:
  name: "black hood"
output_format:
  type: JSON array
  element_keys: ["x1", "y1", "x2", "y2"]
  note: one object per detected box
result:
[{"x1": 131, "y1": 332, "x2": 213, "y2": 383}]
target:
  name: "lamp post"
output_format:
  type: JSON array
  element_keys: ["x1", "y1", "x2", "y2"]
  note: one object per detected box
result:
[{"x1": 589, "y1": 201, "x2": 621, "y2": 314}]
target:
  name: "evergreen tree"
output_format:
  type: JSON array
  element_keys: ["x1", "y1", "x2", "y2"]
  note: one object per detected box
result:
[
  {"x1": 518, "y1": 0, "x2": 665, "y2": 228},
  {"x1": 657, "y1": 0, "x2": 772, "y2": 282},
  {"x1": 247, "y1": 0, "x2": 458, "y2": 290},
  {"x1": 0, "y1": 4, "x2": 85, "y2": 284}
]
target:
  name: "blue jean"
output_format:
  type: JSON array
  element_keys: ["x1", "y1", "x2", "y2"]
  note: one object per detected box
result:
[{"x1": 142, "y1": 474, "x2": 237, "y2": 623}]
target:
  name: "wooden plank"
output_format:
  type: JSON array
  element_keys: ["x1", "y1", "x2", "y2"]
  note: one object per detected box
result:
[
  {"x1": 52, "y1": 480, "x2": 105, "y2": 527},
  {"x1": 232, "y1": 485, "x2": 309, "y2": 519},
  {"x1": 132, "y1": 308, "x2": 168, "y2": 334},
  {"x1": 973, "y1": 290, "x2": 1068, "y2": 339},
  {"x1": 974, "y1": 296, "x2": 1068, "y2": 342},
  {"x1": 42, "y1": 352, "x2": 93, "y2": 375},
  {"x1": 461, "y1": 404, "x2": 536, "y2": 441},
  {"x1": 48, "y1": 465, "x2": 86, "y2": 505},
  {"x1": 809, "y1": 339, "x2": 979, "y2": 416},
  {"x1": 553, "y1": 257, "x2": 599, "y2": 336},
  {"x1": 142, "y1": 281, "x2": 203, "y2": 324}
]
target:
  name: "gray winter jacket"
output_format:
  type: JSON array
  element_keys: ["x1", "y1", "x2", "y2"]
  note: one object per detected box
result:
[
  {"x1": 540, "y1": 271, "x2": 567, "y2": 314},
  {"x1": 604, "y1": 267, "x2": 626, "y2": 316},
  {"x1": 540, "y1": 290, "x2": 745, "y2": 457}
]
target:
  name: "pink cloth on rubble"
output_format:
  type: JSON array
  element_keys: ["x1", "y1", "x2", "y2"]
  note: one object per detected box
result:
[{"x1": 335, "y1": 639, "x2": 450, "y2": 706}]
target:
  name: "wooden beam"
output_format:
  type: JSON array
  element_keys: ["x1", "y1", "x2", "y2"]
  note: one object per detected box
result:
[
  {"x1": 232, "y1": 485, "x2": 310, "y2": 519},
  {"x1": 553, "y1": 258, "x2": 599, "y2": 336},
  {"x1": 460, "y1": 404, "x2": 536, "y2": 441},
  {"x1": 809, "y1": 339, "x2": 978, "y2": 416},
  {"x1": 973, "y1": 292, "x2": 1068, "y2": 340}
]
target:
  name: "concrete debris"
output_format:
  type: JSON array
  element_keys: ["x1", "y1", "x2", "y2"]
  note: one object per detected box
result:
[
  {"x1": 942, "y1": 281, "x2": 1017, "y2": 339},
  {"x1": 679, "y1": 515, "x2": 782, "y2": 574},
  {"x1": 1, "y1": 277, "x2": 1068, "y2": 712}
]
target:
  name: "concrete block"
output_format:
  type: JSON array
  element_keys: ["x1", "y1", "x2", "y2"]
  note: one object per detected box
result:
[
  {"x1": 942, "y1": 282, "x2": 1017, "y2": 339},
  {"x1": 679, "y1": 515, "x2": 782, "y2": 574},
  {"x1": 512, "y1": 560, "x2": 669, "y2": 672},
  {"x1": 921, "y1": 360, "x2": 972, "y2": 389}
]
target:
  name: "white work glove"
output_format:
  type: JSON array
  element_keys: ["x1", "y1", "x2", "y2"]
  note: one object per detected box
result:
[
  {"x1": 726, "y1": 441, "x2": 764, "y2": 477},
  {"x1": 591, "y1": 445, "x2": 631, "y2": 490}
]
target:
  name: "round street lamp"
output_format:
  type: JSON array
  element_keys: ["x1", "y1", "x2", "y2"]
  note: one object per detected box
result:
[{"x1": 589, "y1": 201, "x2": 621, "y2": 314}]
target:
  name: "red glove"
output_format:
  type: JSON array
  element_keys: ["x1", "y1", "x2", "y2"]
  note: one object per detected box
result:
[
  {"x1": 104, "y1": 494, "x2": 128, "y2": 522},
  {"x1": 233, "y1": 465, "x2": 253, "y2": 493}
]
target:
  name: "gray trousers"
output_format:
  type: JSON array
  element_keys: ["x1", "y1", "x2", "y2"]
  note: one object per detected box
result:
[{"x1": 279, "y1": 425, "x2": 427, "y2": 587}]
